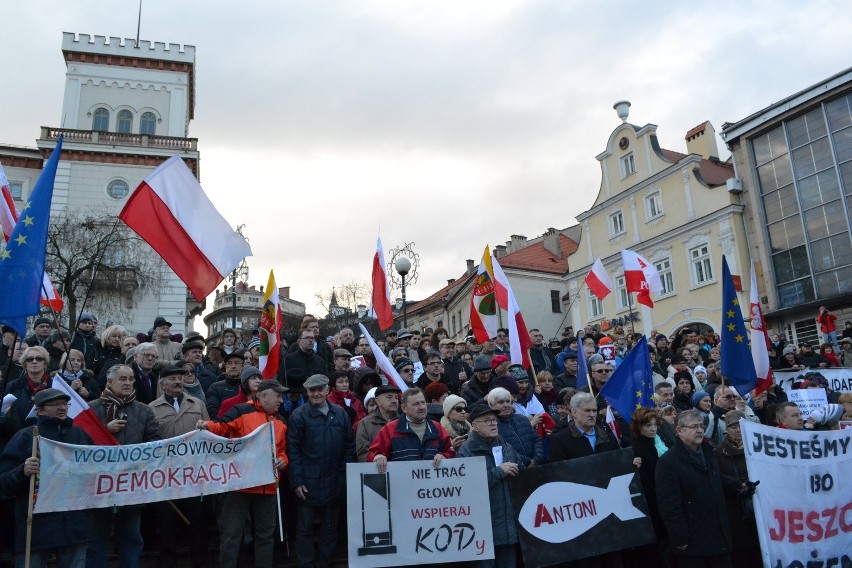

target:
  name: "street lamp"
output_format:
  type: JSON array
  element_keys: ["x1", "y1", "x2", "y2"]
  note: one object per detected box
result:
[{"x1": 394, "y1": 256, "x2": 411, "y2": 328}]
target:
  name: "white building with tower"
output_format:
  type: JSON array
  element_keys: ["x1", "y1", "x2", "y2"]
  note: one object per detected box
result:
[{"x1": 0, "y1": 32, "x2": 207, "y2": 335}]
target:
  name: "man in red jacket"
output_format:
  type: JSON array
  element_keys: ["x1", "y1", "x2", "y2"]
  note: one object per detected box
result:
[
  {"x1": 197, "y1": 380, "x2": 288, "y2": 568},
  {"x1": 817, "y1": 306, "x2": 839, "y2": 351}
]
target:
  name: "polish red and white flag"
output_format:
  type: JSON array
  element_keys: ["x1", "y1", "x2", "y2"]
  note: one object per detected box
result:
[
  {"x1": 749, "y1": 260, "x2": 774, "y2": 396},
  {"x1": 621, "y1": 249, "x2": 662, "y2": 308},
  {"x1": 585, "y1": 258, "x2": 613, "y2": 300},
  {"x1": 51, "y1": 377, "x2": 118, "y2": 446},
  {"x1": 119, "y1": 156, "x2": 252, "y2": 301},
  {"x1": 369, "y1": 235, "x2": 394, "y2": 330}
]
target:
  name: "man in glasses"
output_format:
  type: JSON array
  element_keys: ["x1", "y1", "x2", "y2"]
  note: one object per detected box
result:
[
  {"x1": 656, "y1": 409, "x2": 734, "y2": 567},
  {"x1": 456, "y1": 402, "x2": 523, "y2": 567},
  {"x1": 0, "y1": 388, "x2": 95, "y2": 567},
  {"x1": 130, "y1": 342, "x2": 159, "y2": 404},
  {"x1": 493, "y1": 328, "x2": 509, "y2": 355}
]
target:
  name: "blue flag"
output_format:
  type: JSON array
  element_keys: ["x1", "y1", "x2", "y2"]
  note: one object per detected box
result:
[
  {"x1": 0, "y1": 137, "x2": 63, "y2": 337},
  {"x1": 599, "y1": 335, "x2": 654, "y2": 423},
  {"x1": 720, "y1": 255, "x2": 757, "y2": 393},
  {"x1": 576, "y1": 344, "x2": 590, "y2": 392}
]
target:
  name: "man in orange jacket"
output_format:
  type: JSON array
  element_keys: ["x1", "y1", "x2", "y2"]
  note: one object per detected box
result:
[{"x1": 197, "y1": 380, "x2": 288, "y2": 568}]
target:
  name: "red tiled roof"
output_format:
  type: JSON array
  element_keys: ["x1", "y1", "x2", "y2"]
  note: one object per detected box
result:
[
  {"x1": 695, "y1": 159, "x2": 734, "y2": 187},
  {"x1": 685, "y1": 121, "x2": 709, "y2": 140},
  {"x1": 660, "y1": 148, "x2": 686, "y2": 162},
  {"x1": 498, "y1": 234, "x2": 578, "y2": 275},
  {"x1": 406, "y1": 272, "x2": 475, "y2": 314}
]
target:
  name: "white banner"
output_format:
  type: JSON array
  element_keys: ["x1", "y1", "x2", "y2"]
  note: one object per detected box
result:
[
  {"x1": 787, "y1": 389, "x2": 829, "y2": 419},
  {"x1": 34, "y1": 423, "x2": 276, "y2": 513},
  {"x1": 741, "y1": 420, "x2": 852, "y2": 568},
  {"x1": 346, "y1": 457, "x2": 494, "y2": 567},
  {"x1": 774, "y1": 368, "x2": 852, "y2": 393}
]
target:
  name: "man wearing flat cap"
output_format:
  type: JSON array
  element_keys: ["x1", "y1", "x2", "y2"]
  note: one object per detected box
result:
[
  {"x1": 457, "y1": 403, "x2": 524, "y2": 568},
  {"x1": 0, "y1": 389, "x2": 96, "y2": 567},
  {"x1": 287, "y1": 374, "x2": 355, "y2": 568},
  {"x1": 356, "y1": 384, "x2": 401, "y2": 462},
  {"x1": 198, "y1": 380, "x2": 288, "y2": 568},
  {"x1": 149, "y1": 366, "x2": 210, "y2": 568},
  {"x1": 181, "y1": 340, "x2": 218, "y2": 393}
]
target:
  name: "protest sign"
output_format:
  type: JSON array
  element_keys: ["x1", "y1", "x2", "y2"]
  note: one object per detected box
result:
[
  {"x1": 774, "y1": 368, "x2": 852, "y2": 393},
  {"x1": 741, "y1": 419, "x2": 851, "y2": 568},
  {"x1": 509, "y1": 448, "x2": 654, "y2": 567},
  {"x1": 346, "y1": 457, "x2": 493, "y2": 567},
  {"x1": 787, "y1": 389, "x2": 829, "y2": 419},
  {"x1": 34, "y1": 423, "x2": 275, "y2": 513}
]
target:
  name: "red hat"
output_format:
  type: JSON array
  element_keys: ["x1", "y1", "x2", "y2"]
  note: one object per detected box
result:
[
  {"x1": 599, "y1": 337, "x2": 613, "y2": 345},
  {"x1": 490, "y1": 354, "x2": 510, "y2": 370}
]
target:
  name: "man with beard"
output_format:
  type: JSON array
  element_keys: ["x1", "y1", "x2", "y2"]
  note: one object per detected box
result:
[
  {"x1": 287, "y1": 374, "x2": 355, "y2": 568},
  {"x1": 356, "y1": 384, "x2": 401, "y2": 461}
]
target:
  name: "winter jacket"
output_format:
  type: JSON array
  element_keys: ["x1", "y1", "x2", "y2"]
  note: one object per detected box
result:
[
  {"x1": 630, "y1": 434, "x2": 666, "y2": 541},
  {"x1": 496, "y1": 412, "x2": 543, "y2": 467},
  {"x1": 286, "y1": 402, "x2": 354, "y2": 505},
  {"x1": 714, "y1": 439, "x2": 759, "y2": 554},
  {"x1": 89, "y1": 398, "x2": 161, "y2": 445},
  {"x1": 326, "y1": 390, "x2": 366, "y2": 424},
  {"x1": 355, "y1": 411, "x2": 397, "y2": 462},
  {"x1": 550, "y1": 421, "x2": 618, "y2": 462},
  {"x1": 656, "y1": 439, "x2": 732, "y2": 556},
  {"x1": 367, "y1": 415, "x2": 453, "y2": 462},
  {"x1": 440, "y1": 357, "x2": 470, "y2": 392},
  {"x1": 129, "y1": 362, "x2": 156, "y2": 405},
  {"x1": 150, "y1": 394, "x2": 209, "y2": 438},
  {"x1": 205, "y1": 375, "x2": 241, "y2": 418},
  {"x1": 457, "y1": 432, "x2": 523, "y2": 546},
  {"x1": 71, "y1": 329, "x2": 100, "y2": 368},
  {"x1": 0, "y1": 415, "x2": 94, "y2": 554},
  {"x1": 91, "y1": 344, "x2": 122, "y2": 383},
  {"x1": 416, "y1": 374, "x2": 460, "y2": 397},
  {"x1": 529, "y1": 345, "x2": 558, "y2": 375},
  {"x1": 206, "y1": 401, "x2": 287, "y2": 495},
  {"x1": 280, "y1": 349, "x2": 329, "y2": 389},
  {"x1": 3, "y1": 375, "x2": 50, "y2": 434},
  {"x1": 460, "y1": 376, "x2": 492, "y2": 405},
  {"x1": 817, "y1": 311, "x2": 837, "y2": 334}
]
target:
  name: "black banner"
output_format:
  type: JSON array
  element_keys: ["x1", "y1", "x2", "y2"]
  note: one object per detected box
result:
[{"x1": 509, "y1": 448, "x2": 654, "y2": 567}]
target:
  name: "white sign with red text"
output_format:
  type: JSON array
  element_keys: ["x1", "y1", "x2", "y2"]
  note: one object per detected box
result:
[
  {"x1": 741, "y1": 420, "x2": 851, "y2": 568},
  {"x1": 774, "y1": 368, "x2": 852, "y2": 394},
  {"x1": 34, "y1": 423, "x2": 275, "y2": 512}
]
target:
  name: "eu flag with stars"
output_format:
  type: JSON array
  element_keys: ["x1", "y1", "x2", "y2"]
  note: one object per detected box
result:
[
  {"x1": 0, "y1": 137, "x2": 62, "y2": 338},
  {"x1": 720, "y1": 255, "x2": 757, "y2": 393},
  {"x1": 599, "y1": 335, "x2": 654, "y2": 423}
]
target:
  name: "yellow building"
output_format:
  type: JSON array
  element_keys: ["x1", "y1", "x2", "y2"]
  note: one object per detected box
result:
[{"x1": 565, "y1": 102, "x2": 749, "y2": 337}]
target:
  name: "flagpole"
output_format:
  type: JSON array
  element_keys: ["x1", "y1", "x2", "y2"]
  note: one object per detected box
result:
[
  {"x1": 625, "y1": 289, "x2": 637, "y2": 338},
  {"x1": 24, "y1": 427, "x2": 39, "y2": 568},
  {"x1": 549, "y1": 279, "x2": 586, "y2": 345},
  {"x1": 270, "y1": 422, "x2": 284, "y2": 544}
]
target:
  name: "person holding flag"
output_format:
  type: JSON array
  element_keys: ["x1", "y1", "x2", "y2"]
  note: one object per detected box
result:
[{"x1": 0, "y1": 388, "x2": 96, "y2": 567}]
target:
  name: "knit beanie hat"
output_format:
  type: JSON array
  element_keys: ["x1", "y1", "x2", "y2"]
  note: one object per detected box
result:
[
  {"x1": 692, "y1": 390, "x2": 709, "y2": 407},
  {"x1": 442, "y1": 394, "x2": 466, "y2": 417}
]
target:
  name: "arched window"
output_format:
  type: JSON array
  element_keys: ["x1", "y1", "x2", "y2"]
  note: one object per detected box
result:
[
  {"x1": 140, "y1": 112, "x2": 157, "y2": 135},
  {"x1": 92, "y1": 108, "x2": 110, "y2": 132},
  {"x1": 107, "y1": 180, "x2": 129, "y2": 200},
  {"x1": 117, "y1": 110, "x2": 133, "y2": 133}
]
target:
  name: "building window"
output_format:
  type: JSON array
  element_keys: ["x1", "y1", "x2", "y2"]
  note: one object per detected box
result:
[
  {"x1": 107, "y1": 179, "x2": 130, "y2": 200},
  {"x1": 587, "y1": 289, "x2": 603, "y2": 319},
  {"x1": 550, "y1": 290, "x2": 561, "y2": 313},
  {"x1": 654, "y1": 258, "x2": 675, "y2": 296},
  {"x1": 615, "y1": 275, "x2": 628, "y2": 311},
  {"x1": 609, "y1": 210, "x2": 625, "y2": 237},
  {"x1": 436, "y1": 320, "x2": 443, "y2": 330},
  {"x1": 689, "y1": 244, "x2": 714, "y2": 285},
  {"x1": 8, "y1": 181, "x2": 23, "y2": 199},
  {"x1": 140, "y1": 112, "x2": 157, "y2": 135},
  {"x1": 451, "y1": 314, "x2": 456, "y2": 335},
  {"x1": 620, "y1": 153, "x2": 636, "y2": 178},
  {"x1": 117, "y1": 110, "x2": 133, "y2": 133},
  {"x1": 92, "y1": 108, "x2": 110, "y2": 132},
  {"x1": 645, "y1": 191, "x2": 663, "y2": 220}
]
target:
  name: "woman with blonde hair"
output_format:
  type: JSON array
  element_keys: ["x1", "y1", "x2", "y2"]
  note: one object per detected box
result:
[{"x1": 55, "y1": 348, "x2": 97, "y2": 400}]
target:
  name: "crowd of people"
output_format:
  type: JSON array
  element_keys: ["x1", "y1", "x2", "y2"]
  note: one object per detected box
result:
[{"x1": 0, "y1": 311, "x2": 850, "y2": 568}]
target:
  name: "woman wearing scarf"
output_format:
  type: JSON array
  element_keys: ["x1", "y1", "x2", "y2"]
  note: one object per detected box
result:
[
  {"x1": 4, "y1": 346, "x2": 52, "y2": 434},
  {"x1": 440, "y1": 394, "x2": 471, "y2": 451},
  {"x1": 88, "y1": 364, "x2": 160, "y2": 568}
]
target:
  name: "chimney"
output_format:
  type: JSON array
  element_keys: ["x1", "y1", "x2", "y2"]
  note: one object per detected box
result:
[
  {"x1": 279, "y1": 286, "x2": 290, "y2": 299},
  {"x1": 685, "y1": 121, "x2": 719, "y2": 160},
  {"x1": 447, "y1": 278, "x2": 456, "y2": 285},
  {"x1": 494, "y1": 245, "x2": 507, "y2": 258},
  {"x1": 508, "y1": 235, "x2": 527, "y2": 253},
  {"x1": 543, "y1": 231, "x2": 561, "y2": 256},
  {"x1": 259, "y1": 285, "x2": 264, "y2": 293},
  {"x1": 466, "y1": 259, "x2": 475, "y2": 275}
]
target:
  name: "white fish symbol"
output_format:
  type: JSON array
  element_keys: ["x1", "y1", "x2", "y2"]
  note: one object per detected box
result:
[{"x1": 517, "y1": 473, "x2": 644, "y2": 543}]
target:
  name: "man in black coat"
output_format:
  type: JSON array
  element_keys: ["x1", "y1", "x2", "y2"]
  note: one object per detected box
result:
[
  {"x1": 0, "y1": 388, "x2": 95, "y2": 566},
  {"x1": 528, "y1": 328, "x2": 558, "y2": 375},
  {"x1": 205, "y1": 350, "x2": 245, "y2": 418},
  {"x1": 279, "y1": 330, "x2": 328, "y2": 391},
  {"x1": 656, "y1": 409, "x2": 734, "y2": 567},
  {"x1": 287, "y1": 374, "x2": 355, "y2": 568}
]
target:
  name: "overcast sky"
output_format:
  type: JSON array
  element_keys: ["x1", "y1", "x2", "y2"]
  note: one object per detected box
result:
[{"x1": 3, "y1": 1, "x2": 851, "y2": 321}]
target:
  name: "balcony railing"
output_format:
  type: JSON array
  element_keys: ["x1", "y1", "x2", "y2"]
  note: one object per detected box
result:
[{"x1": 40, "y1": 127, "x2": 198, "y2": 151}]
